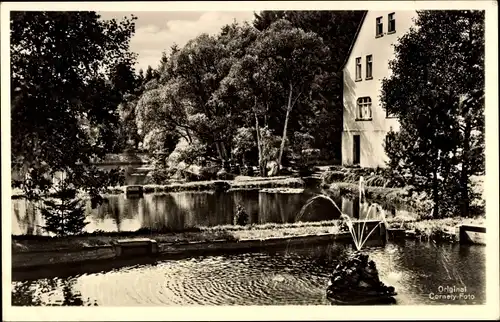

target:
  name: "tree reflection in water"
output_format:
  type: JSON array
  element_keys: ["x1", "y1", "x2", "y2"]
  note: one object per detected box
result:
[
  {"x1": 12, "y1": 278, "x2": 93, "y2": 306},
  {"x1": 12, "y1": 188, "x2": 412, "y2": 235}
]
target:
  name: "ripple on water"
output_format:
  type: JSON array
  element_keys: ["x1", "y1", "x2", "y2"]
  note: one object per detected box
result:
[
  {"x1": 14, "y1": 253, "x2": 329, "y2": 306},
  {"x1": 11, "y1": 241, "x2": 486, "y2": 306}
]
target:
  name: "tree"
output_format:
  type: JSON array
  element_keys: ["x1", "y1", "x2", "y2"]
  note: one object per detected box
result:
[
  {"x1": 144, "y1": 65, "x2": 155, "y2": 83},
  {"x1": 137, "y1": 23, "x2": 260, "y2": 168},
  {"x1": 215, "y1": 19, "x2": 329, "y2": 174},
  {"x1": 231, "y1": 127, "x2": 257, "y2": 167},
  {"x1": 248, "y1": 19, "x2": 329, "y2": 172},
  {"x1": 40, "y1": 179, "x2": 88, "y2": 236},
  {"x1": 117, "y1": 94, "x2": 142, "y2": 151},
  {"x1": 11, "y1": 11, "x2": 137, "y2": 232},
  {"x1": 381, "y1": 10, "x2": 484, "y2": 218},
  {"x1": 138, "y1": 68, "x2": 145, "y2": 82},
  {"x1": 253, "y1": 11, "x2": 365, "y2": 161},
  {"x1": 109, "y1": 58, "x2": 139, "y2": 96},
  {"x1": 253, "y1": 11, "x2": 285, "y2": 31}
]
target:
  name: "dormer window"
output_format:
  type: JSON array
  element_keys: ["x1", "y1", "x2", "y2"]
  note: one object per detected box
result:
[
  {"x1": 388, "y1": 13, "x2": 396, "y2": 33},
  {"x1": 355, "y1": 57, "x2": 362, "y2": 81},
  {"x1": 376, "y1": 17, "x2": 383, "y2": 37},
  {"x1": 357, "y1": 97, "x2": 372, "y2": 120}
]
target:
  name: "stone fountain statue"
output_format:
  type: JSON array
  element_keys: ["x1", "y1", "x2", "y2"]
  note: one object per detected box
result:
[
  {"x1": 299, "y1": 176, "x2": 397, "y2": 305},
  {"x1": 326, "y1": 251, "x2": 396, "y2": 305}
]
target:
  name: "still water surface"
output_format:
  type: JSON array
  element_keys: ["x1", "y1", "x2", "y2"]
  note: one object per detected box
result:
[
  {"x1": 12, "y1": 240, "x2": 485, "y2": 306},
  {"x1": 12, "y1": 189, "x2": 411, "y2": 235}
]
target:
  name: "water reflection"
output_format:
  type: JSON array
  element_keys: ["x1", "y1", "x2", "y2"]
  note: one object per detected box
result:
[
  {"x1": 11, "y1": 240, "x2": 485, "y2": 306},
  {"x1": 12, "y1": 190, "x2": 412, "y2": 236},
  {"x1": 97, "y1": 164, "x2": 149, "y2": 186}
]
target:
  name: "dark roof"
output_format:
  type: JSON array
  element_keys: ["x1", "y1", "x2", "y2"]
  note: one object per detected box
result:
[{"x1": 338, "y1": 11, "x2": 368, "y2": 73}]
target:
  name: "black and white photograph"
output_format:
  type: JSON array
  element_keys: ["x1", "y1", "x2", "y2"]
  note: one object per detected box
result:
[{"x1": 2, "y1": 1, "x2": 498, "y2": 320}]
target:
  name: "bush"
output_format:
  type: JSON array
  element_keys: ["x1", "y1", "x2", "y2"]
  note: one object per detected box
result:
[
  {"x1": 321, "y1": 166, "x2": 407, "y2": 188},
  {"x1": 240, "y1": 165, "x2": 254, "y2": 176},
  {"x1": 297, "y1": 166, "x2": 314, "y2": 177},
  {"x1": 216, "y1": 168, "x2": 236, "y2": 180},
  {"x1": 321, "y1": 170, "x2": 346, "y2": 184},
  {"x1": 199, "y1": 165, "x2": 219, "y2": 181},
  {"x1": 364, "y1": 173, "x2": 405, "y2": 188},
  {"x1": 149, "y1": 168, "x2": 172, "y2": 184},
  {"x1": 279, "y1": 167, "x2": 293, "y2": 176}
]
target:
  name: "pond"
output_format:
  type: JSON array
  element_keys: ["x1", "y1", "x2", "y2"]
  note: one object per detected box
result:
[
  {"x1": 11, "y1": 188, "x2": 412, "y2": 235},
  {"x1": 11, "y1": 240, "x2": 485, "y2": 306}
]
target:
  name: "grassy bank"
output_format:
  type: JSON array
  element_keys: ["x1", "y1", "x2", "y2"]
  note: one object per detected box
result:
[
  {"x1": 105, "y1": 177, "x2": 306, "y2": 194},
  {"x1": 328, "y1": 182, "x2": 428, "y2": 214},
  {"x1": 12, "y1": 220, "x2": 343, "y2": 254},
  {"x1": 12, "y1": 229, "x2": 235, "y2": 253},
  {"x1": 12, "y1": 214, "x2": 486, "y2": 255},
  {"x1": 386, "y1": 216, "x2": 485, "y2": 242},
  {"x1": 201, "y1": 220, "x2": 341, "y2": 240}
]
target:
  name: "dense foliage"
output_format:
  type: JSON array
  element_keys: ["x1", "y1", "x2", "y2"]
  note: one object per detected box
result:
[
  {"x1": 11, "y1": 11, "x2": 137, "y2": 198},
  {"x1": 11, "y1": 11, "x2": 137, "y2": 234},
  {"x1": 381, "y1": 10, "x2": 485, "y2": 218},
  {"x1": 134, "y1": 11, "x2": 364, "y2": 177}
]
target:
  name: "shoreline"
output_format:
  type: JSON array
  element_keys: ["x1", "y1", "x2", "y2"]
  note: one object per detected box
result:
[
  {"x1": 11, "y1": 217, "x2": 485, "y2": 279},
  {"x1": 11, "y1": 176, "x2": 309, "y2": 198}
]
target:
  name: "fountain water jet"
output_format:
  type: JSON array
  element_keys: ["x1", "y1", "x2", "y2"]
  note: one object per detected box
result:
[
  {"x1": 299, "y1": 176, "x2": 387, "y2": 251},
  {"x1": 296, "y1": 194, "x2": 343, "y2": 222},
  {"x1": 299, "y1": 177, "x2": 399, "y2": 304}
]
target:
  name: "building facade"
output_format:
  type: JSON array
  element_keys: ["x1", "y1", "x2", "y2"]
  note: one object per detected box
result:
[{"x1": 341, "y1": 11, "x2": 417, "y2": 168}]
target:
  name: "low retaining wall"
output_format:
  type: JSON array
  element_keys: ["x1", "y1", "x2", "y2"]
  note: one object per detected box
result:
[
  {"x1": 459, "y1": 224, "x2": 486, "y2": 245},
  {"x1": 12, "y1": 246, "x2": 116, "y2": 270},
  {"x1": 158, "y1": 233, "x2": 353, "y2": 255},
  {"x1": 12, "y1": 232, "x2": 357, "y2": 281}
]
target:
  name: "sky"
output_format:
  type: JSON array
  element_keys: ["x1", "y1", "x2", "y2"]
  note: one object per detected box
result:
[{"x1": 98, "y1": 11, "x2": 256, "y2": 73}]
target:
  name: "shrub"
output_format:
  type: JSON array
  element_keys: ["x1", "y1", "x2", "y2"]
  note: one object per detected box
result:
[
  {"x1": 240, "y1": 165, "x2": 255, "y2": 176},
  {"x1": 297, "y1": 165, "x2": 314, "y2": 177},
  {"x1": 343, "y1": 171, "x2": 361, "y2": 183},
  {"x1": 279, "y1": 167, "x2": 293, "y2": 176},
  {"x1": 364, "y1": 173, "x2": 406, "y2": 188},
  {"x1": 149, "y1": 168, "x2": 172, "y2": 184},
  {"x1": 216, "y1": 168, "x2": 236, "y2": 180},
  {"x1": 321, "y1": 170, "x2": 346, "y2": 184},
  {"x1": 41, "y1": 187, "x2": 89, "y2": 236},
  {"x1": 199, "y1": 165, "x2": 219, "y2": 181}
]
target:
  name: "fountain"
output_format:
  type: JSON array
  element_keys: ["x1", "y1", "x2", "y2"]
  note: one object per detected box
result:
[{"x1": 299, "y1": 176, "x2": 397, "y2": 305}]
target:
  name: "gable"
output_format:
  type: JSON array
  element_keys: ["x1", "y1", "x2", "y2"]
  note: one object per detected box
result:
[
  {"x1": 340, "y1": 11, "x2": 417, "y2": 73},
  {"x1": 338, "y1": 12, "x2": 367, "y2": 72}
]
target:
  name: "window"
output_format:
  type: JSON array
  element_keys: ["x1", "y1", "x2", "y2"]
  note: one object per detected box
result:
[
  {"x1": 357, "y1": 97, "x2": 372, "y2": 120},
  {"x1": 386, "y1": 108, "x2": 397, "y2": 118},
  {"x1": 388, "y1": 13, "x2": 396, "y2": 33},
  {"x1": 366, "y1": 55, "x2": 373, "y2": 79},
  {"x1": 355, "y1": 57, "x2": 362, "y2": 81},
  {"x1": 376, "y1": 17, "x2": 383, "y2": 37}
]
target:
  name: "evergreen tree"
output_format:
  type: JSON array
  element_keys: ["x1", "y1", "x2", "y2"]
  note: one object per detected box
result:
[
  {"x1": 144, "y1": 65, "x2": 155, "y2": 83},
  {"x1": 41, "y1": 183, "x2": 88, "y2": 236}
]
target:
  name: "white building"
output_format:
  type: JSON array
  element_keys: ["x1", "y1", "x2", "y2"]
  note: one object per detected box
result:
[{"x1": 340, "y1": 11, "x2": 417, "y2": 168}]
